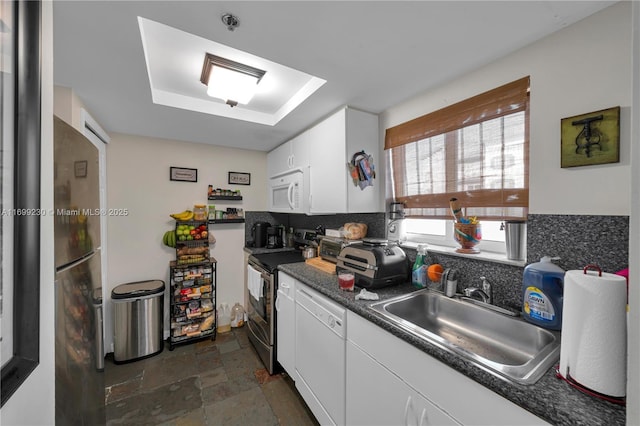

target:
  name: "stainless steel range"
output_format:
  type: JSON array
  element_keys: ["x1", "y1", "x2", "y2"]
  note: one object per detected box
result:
[{"x1": 246, "y1": 229, "x2": 317, "y2": 374}]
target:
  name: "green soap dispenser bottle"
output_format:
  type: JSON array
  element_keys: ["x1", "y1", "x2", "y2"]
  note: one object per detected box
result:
[{"x1": 412, "y1": 244, "x2": 428, "y2": 289}]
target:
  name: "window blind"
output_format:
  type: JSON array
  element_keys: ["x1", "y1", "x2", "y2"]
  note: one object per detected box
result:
[{"x1": 385, "y1": 77, "x2": 529, "y2": 221}]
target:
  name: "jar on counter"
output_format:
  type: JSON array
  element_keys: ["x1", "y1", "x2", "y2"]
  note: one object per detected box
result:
[{"x1": 193, "y1": 204, "x2": 207, "y2": 221}]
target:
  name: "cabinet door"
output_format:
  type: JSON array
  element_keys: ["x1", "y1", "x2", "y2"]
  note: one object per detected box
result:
[
  {"x1": 308, "y1": 109, "x2": 348, "y2": 214},
  {"x1": 275, "y1": 273, "x2": 296, "y2": 378},
  {"x1": 346, "y1": 341, "x2": 458, "y2": 426},
  {"x1": 347, "y1": 311, "x2": 549, "y2": 426},
  {"x1": 290, "y1": 131, "x2": 310, "y2": 170},
  {"x1": 267, "y1": 141, "x2": 292, "y2": 177}
]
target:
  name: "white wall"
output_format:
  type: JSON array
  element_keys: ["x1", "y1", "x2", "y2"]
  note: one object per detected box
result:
[
  {"x1": 53, "y1": 85, "x2": 88, "y2": 132},
  {"x1": 105, "y1": 133, "x2": 267, "y2": 350},
  {"x1": 380, "y1": 2, "x2": 631, "y2": 216},
  {"x1": 1, "y1": 1, "x2": 56, "y2": 423},
  {"x1": 380, "y1": 2, "x2": 636, "y2": 422}
]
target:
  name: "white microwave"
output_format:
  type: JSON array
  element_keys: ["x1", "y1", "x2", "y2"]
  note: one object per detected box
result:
[{"x1": 269, "y1": 168, "x2": 308, "y2": 213}]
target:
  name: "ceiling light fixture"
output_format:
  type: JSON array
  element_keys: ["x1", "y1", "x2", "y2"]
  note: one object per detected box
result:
[
  {"x1": 221, "y1": 13, "x2": 239, "y2": 31},
  {"x1": 200, "y1": 53, "x2": 266, "y2": 107}
]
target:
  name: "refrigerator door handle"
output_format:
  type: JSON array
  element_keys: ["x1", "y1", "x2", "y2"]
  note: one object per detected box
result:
[{"x1": 94, "y1": 302, "x2": 104, "y2": 371}]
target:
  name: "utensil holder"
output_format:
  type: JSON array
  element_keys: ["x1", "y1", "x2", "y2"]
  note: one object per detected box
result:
[{"x1": 454, "y1": 223, "x2": 482, "y2": 254}]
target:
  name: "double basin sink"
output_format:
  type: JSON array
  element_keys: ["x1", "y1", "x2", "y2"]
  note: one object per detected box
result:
[{"x1": 369, "y1": 289, "x2": 560, "y2": 385}]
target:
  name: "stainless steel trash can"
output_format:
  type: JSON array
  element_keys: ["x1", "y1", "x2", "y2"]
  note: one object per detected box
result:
[{"x1": 112, "y1": 280, "x2": 165, "y2": 363}]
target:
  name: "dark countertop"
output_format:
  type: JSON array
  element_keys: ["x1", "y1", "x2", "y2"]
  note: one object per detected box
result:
[
  {"x1": 275, "y1": 261, "x2": 626, "y2": 426},
  {"x1": 244, "y1": 246, "x2": 298, "y2": 255}
]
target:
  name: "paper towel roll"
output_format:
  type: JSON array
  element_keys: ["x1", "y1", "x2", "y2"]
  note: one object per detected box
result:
[{"x1": 559, "y1": 267, "x2": 627, "y2": 397}]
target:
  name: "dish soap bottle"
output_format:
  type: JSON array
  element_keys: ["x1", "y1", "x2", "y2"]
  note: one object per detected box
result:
[
  {"x1": 412, "y1": 244, "x2": 428, "y2": 289},
  {"x1": 522, "y1": 256, "x2": 565, "y2": 330}
]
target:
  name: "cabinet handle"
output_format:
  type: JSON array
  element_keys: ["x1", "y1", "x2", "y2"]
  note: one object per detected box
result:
[
  {"x1": 419, "y1": 408, "x2": 428, "y2": 426},
  {"x1": 404, "y1": 395, "x2": 413, "y2": 426},
  {"x1": 275, "y1": 293, "x2": 281, "y2": 312}
]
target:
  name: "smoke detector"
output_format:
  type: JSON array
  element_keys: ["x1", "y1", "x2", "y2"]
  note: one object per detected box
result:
[{"x1": 221, "y1": 13, "x2": 239, "y2": 31}]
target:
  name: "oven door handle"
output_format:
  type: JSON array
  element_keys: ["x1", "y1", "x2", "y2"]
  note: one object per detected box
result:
[{"x1": 248, "y1": 262, "x2": 273, "y2": 282}]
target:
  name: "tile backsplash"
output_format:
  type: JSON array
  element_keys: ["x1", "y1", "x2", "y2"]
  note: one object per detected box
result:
[
  {"x1": 245, "y1": 212, "x2": 629, "y2": 310},
  {"x1": 403, "y1": 214, "x2": 630, "y2": 310},
  {"x1": 244, "y1": 211, "x2": 386, "y2": 246}
]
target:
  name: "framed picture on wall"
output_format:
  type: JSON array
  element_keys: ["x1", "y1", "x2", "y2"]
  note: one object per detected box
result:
[
  {"x1": 228, "y1": 171, "x2": 251, "y2": 185},
  {"x1": 170, "y1": 167, "x2": 198, "y2": 182},
  {"x1": 560, "y1": 106, "x2": 620, "y2": 168}
]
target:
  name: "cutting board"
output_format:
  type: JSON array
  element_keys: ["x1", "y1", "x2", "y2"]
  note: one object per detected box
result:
[{"x1": 305, "y1": 257, "x2": 336, "y2": 274}]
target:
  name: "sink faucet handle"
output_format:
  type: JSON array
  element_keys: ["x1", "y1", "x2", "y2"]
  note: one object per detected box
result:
[{"x1": 480, "y1": 276, "x2": 493, "y2": 304}]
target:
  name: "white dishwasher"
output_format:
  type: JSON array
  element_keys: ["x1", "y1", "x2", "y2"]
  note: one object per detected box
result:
[{"x1": 295, "y1": 284, "x2": 346, "y2": 426}]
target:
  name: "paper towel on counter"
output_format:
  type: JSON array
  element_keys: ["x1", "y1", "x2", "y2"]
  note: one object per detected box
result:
[{"x1": 559, "y1": 269, "x2": 627, "y2": 397}]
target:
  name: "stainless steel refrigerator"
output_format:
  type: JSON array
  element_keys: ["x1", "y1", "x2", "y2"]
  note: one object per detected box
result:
[{"x1": 54, "y1": 116, "x2": 105, "y2": 424}]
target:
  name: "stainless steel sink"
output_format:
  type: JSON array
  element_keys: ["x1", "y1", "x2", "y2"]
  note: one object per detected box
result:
[{"x1": 369, "y1": 289, "x2": 560, "y2": 385}]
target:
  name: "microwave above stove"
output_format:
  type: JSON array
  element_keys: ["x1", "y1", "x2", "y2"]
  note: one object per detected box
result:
[{"x1": 269, "y1": 167, "x2": 308, "y2": 214}]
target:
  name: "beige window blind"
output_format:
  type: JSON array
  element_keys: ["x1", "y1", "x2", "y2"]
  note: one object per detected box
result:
[{"x1": 385, "y1": 76, "x2": 530, "y2": 221}]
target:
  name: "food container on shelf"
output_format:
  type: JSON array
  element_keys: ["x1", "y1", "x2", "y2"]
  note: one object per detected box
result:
[{"x1": 193, "y1": 204, "x2": 207, "y2": 221}]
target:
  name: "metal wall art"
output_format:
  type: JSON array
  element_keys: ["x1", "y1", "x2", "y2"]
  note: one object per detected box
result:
[
  {"x1": 560, "y1": 106, "x2": 620, "y2": 168},
  {"x1": 348, "y1": 150, "x2": 375, "y2": 190}
]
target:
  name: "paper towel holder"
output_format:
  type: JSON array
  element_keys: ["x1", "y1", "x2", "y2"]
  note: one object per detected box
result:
[
  {"x1": 555, "y1": 366, "x2": 626, "y2": 405},
  {"x1": 583, "y1": 264, "x2": 602, "y2": 276}
]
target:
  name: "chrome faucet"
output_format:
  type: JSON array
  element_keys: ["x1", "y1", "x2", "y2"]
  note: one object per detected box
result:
[
  {"x1": 480, "y1": 276, "x2": 493, "y2": 304},
  {"x1": 463, "y1": 276, "x2": 494, "y2": 304},
  {"x1": 464, "y1": 287, "x2": 490, "y2": 303}
]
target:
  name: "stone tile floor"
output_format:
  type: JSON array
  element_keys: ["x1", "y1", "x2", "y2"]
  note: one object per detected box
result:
[{"x1": 105, "y1": 327, "x2": 318, "y2": 426}]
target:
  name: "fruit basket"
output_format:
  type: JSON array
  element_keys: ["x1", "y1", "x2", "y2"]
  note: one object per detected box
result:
[{"x1": 174, "y1": 221, "x2": 209, "y2": 265}]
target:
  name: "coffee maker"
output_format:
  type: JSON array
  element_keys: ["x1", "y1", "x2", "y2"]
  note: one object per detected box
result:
[
  {"x1": 266, "y1": 225, "x2": 284, "y2": 249},
  {"x1": 251, "y1": 222, "x2": 271, "y2": 248}
]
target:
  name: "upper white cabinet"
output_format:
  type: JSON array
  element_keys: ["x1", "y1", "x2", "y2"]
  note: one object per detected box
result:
[
  {"x1": 267, "y1": 132, "x2": 310, "y2": 177},
  {"x1": 267, "y1": 106, "x2": 381, "y2": 214},
  {"x1": 307, "y1": 107, "x2": 380, "y2": 214}
]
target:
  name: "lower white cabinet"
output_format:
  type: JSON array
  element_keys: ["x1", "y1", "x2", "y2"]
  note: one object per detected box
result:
[
  {"x1": 347, "y1": 341, "x2": 459, "y2": 426},
  {"x1": 346, "y1": 311, "x2": 550, "y2": 426},
  {"x1": 275, "y1": 272, "x2": 296, "y2": 379},
  {"x1": 275, "y1": 278, "x2": 549, "y2": 426}
]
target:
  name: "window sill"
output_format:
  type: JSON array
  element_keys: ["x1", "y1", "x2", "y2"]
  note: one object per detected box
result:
[{"x1": 397, "y1": 241, "x2": 526, "y2": 267}]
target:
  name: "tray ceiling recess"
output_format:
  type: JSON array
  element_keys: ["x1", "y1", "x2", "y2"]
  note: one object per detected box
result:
[{"x1": 138, "y1": 16, "x2": 326, "y2": 126}]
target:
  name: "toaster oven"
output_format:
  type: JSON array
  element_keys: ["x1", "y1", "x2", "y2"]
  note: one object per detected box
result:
[{"x1": 318, "y1": 236, "x2": 357, "y2": 263}]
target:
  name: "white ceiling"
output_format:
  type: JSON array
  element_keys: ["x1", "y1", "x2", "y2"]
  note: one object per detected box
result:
[
  {"x1": 53, "y1": 1, "x2": 616, "y2": 152},
  {"x1": 137, "y1": 16, "x2": 326, "y2": 125}
]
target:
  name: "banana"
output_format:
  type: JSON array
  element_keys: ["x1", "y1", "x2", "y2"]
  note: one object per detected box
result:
[
  {"x1": 162, "y1": 230, "x2": 177, "y2": 248},
  {"x1": 170, "y1": 210, "x2": 194, "y2": 221}
]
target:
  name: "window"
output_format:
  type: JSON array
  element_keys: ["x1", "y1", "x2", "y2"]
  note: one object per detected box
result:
[
  {"x1": 385, "y1": 77, "x2": 529, "y2": 251},
  {"x1": 1, "y1": 1, "x2": 42, "y2": 406}
]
